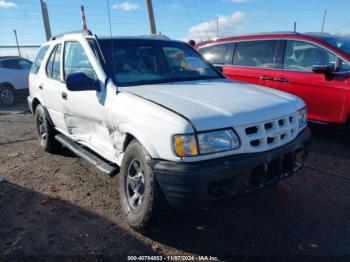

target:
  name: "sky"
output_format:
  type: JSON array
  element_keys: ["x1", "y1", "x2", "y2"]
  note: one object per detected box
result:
[{"x1": 1, "y1": 0, "x2": 350, "y2": 45}]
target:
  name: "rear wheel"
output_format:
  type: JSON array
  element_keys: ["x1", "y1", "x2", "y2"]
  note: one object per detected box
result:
[
  {"x1": 0, "y1": 84, "x2": 15, "y2": 106},
  {"x1": 34, "y1": 104, "x2": 58, "y2": 153},
  {"x1": 119, "y1": 140, "x2": 164, "y2": 232}
]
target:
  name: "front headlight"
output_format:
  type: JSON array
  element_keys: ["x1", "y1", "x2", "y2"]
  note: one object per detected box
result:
[
  {"x1": 297, "y1": 108, "x2": 307, "y2": 128},
  {"x1": 198, "y1": 129, "x2": 240, "y2": 154},
  {"x1": 173, "y1": 129, "x2": 240, "y2": 157},
  {"x1": 173, "y1": 134, "x2": 198, "y2": 157}
]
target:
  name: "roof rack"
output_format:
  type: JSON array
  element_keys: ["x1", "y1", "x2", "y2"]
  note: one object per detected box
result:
[{"x1": 50, "y1": 29, "x2": 93, "y2": 41}]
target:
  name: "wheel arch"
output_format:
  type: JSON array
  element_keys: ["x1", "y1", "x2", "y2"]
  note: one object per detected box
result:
[
  {"x1": 0, "y1": 82, "x2": 15, "y2": 89},
  {"x1": 118, "y1": 123, "x2": 160, "y2": 160}
]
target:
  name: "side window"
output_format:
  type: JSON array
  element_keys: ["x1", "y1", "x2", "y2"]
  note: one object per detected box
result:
[
  {"x1": 51, "y1": 45, "x2": 62, "y2": 80},
  {"x1": 46, "y1": 44, "x2": 62, "y2": 80},
  {"x1": 232, "y1": 40, "x2": 280, "y2": 68},
  {"x1": 284, "y1": 40, "x2": 336, "y2": 72},
  {"x1": 31, "y1": 45, "x2": 49, "y2": 74},
  {"x1": 64, "y1": 41, "x2": 95, "y2": 80},
  {"x1": 0, "y1": 59, "x2": 21, "y2": 69},
  {"x1": 46, "y1": 46, "x2": 56, "y2": 77},
  {"x1": 199, "y1": 43, "x2": 233, "y2": 64},
  {"x1": 19, "y1": 59, "x2": 33, "y2": 70},
  {"x1": 337, "y1": 59, "x2": 350, "y2": 72},
  {"x1": 233, "y1": 40, "x2": 280, "y2": 68}
]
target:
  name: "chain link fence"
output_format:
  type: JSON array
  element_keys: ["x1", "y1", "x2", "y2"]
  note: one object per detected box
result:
[{"x1": 0, "y1": 45, "x2": 40, "y2": 114}]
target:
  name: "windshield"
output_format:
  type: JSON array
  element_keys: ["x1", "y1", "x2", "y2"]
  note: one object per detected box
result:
[
  {"x1": 97, "y1": 39, "x2": 221, "y2": 87},
  {"x1": 323, "y1": 36, "x2": 350, "y2": 55}
]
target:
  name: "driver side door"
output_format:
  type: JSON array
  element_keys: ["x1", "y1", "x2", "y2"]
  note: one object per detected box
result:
[
  {"x1": 274, "y1": 40, "x2": 350, "y2": 124},
  {"x1": 61, "y1": 41, "x2": 114, "y2": 156}
]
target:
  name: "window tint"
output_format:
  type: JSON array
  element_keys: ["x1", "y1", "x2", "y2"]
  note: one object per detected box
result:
[
  {"x1": 233, "y1": 40, "x2": 280, "y2": 68},
  {"x1": 338, "y1": 59, "x2": 350, "y2": 72},
  {"x1": 284, "y1": 40, "x2": 336, "y2": 72},
  {"x1": 45, "y1": 44, "x2": 62, "y2": 80},
  {"x1": 19, "y1": 59, "x2": 32, "y2": 70},
  {"x1": 199, "y1": 43, "x2": 233, "y2": 64},
  {"x1": 46, "y1": 46, "x2": 56, "y2": 78},
  {"x1": 64, "y1": 41, "x2": 95, "y2": 80},
  {"x1": 51, "y1": 45, "x2": 62, "y2": 80},
  {"x1": 31, "y1": 45, "x2": 49, "y2": 74},
  {"x1": 0, "y1": 59, "x2": 21, "y2": 69}
]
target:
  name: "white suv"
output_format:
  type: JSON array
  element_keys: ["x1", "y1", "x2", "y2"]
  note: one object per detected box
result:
[{"x1": 28, "y1": 30, "x2": 310, "y2": 231}]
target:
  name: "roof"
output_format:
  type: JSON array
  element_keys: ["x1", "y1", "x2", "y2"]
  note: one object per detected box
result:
[
  {"x1": 0, "y1": 56, "x2": 23, "y2": 60},
  {"x1": 49, "y1": 29, "x2": 175, "y2": 42},
  {"x1": 195, "y1": 31, "x2": 347, "y2": 48}
]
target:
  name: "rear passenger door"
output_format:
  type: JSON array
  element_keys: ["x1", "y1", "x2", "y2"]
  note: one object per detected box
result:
[{"x1": 226, "y1": 40, "x2": 284, "y2": 89}]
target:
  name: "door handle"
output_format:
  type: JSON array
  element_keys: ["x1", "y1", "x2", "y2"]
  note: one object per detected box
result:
[
  {"x1": 61, "y1": 92, "x2": 68, "y2": 100},
  {"x1": 38, "y1": 84, "x2": 44, "y2": 90},
  {"x1": 259, "y1": 75, "x2": 274, "y2": 81},
  {"x1": 274, "y1": 78, "x2": 289, "y2": 83}
]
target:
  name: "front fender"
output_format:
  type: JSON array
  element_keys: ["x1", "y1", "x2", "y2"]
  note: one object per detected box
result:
[{"x1": 118, "y1": 122, "x2": 160, "y2": 159}]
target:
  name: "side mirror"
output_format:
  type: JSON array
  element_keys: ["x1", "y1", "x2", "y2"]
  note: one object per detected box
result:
[
  {"x1": 312, "y1": 64, "x2": 334, "y2": 81},
  {"x1": 66, "y1": 72, "x2": 100, "y2": 92}
]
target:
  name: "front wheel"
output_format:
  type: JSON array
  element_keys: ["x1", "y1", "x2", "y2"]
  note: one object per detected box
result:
[{"x1": 119, "y1": 140, "x2": 164, "y2": 232}]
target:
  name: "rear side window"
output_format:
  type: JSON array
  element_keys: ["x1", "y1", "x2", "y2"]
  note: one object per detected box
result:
[
  {"x1": 233, "y1": 40, "x2": 280, "y2": 68},
  {"x1": 199, "y1": 43, "x2": 233, "y2": 64},
  {"x1": 0, "y1": 59, "x2": 21, "y2": 69},
  {"x1": 46, "y1": 44, "x2": 62, "y2": 80},
  {"x1": 31, "y1": 45, "x2": 49, "y2": 74},
  {"x1": 64, "y1": 41, "x2": 95, "y2": 80}
]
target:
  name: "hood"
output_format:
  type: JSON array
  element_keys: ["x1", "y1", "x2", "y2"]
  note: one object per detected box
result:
[{"x1": 120, "y1": 79, "x2": 304, "y2": 131}]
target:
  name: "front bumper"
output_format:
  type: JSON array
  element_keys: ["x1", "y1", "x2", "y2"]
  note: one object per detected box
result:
[{"x1": 152, "y1": 127, "x2": 311, "y2": 209}]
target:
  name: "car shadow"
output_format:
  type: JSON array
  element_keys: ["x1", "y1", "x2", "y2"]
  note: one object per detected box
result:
[
  {"x1": 145, "y1": 168, "x2": 350, "y2": 256},
  {"x1": 308, "y1": 122, "x2": 350, "y2": 159},
  {"x1": 0, "y1": 181, "x2": 159, "y2": 258}
]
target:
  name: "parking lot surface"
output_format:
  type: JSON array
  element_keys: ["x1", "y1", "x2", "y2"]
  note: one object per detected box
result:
[{"x1": 1, "y1": 113, "x2": 350, "y2": 258}]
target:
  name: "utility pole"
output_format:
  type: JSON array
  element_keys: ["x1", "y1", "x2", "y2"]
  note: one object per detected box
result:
[
  {"x1": 293, "y1": 22, "x2": 297, "y2": 32},
  {"x1": 321, "y1": 9, "x2": 327, "y2": 33},
  {"x1": 81, "y1": 5, "x2": 88, "y2": 30},
  {"x1": 216, "y1": 16, "x2": 219, "y2": 37},
  {"x1": 39, "y1": 0, "x2": 52, "y2": 40},
  {"x1": 145, "y1": 0, "x2": 157, "y2": 34},
  {"x1": 13, "y1": 30, "x2": 21, "y2": 56}
]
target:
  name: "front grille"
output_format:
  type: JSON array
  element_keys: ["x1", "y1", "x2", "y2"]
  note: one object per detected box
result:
[{"x1": 244, "y1": 113, "x2": 298, "y2": 151}]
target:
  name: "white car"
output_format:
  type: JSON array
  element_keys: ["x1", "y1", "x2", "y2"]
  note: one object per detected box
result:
[
  {"x1": 0, "y1": 56, "x2": 32, "y2": 106},
  {"x1": 28, "y1": 30, "x2": 311, "y2": 231}
]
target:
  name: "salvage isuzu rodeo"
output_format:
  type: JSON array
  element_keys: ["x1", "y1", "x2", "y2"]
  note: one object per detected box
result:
[{"x1": 28, "y1": 30, "x2": 311, "y2": 231}]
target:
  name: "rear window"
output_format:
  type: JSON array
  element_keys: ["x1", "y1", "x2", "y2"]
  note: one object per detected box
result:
[
  {"x1": 30, "y1": 45, "x2": 49, "y2": 74},
  {"x1": 232, "y1": 40, "x2": 280, "y2": 68}
]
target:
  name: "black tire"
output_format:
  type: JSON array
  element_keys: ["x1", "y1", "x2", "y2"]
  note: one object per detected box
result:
[
  {"x1": 119, "y1": 140, "x2": 164, "y2": 232},
  {"x1": 34, "y1": 104, "x2": 58, "y2": 153},
  {"x1": 0, "y1": 84, "x2": 15, "y2": 106}
]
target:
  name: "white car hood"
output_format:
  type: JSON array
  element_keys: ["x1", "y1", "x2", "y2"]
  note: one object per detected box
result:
[{"x1": 121, "y1": 79, "x2": 304, "y2": 131}]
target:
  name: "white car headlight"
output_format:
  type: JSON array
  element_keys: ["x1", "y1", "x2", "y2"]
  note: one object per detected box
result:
[
  {"x1": 197, "y1": 129, "x2": 240, "y2": 154},
  {"x1": 297, "y1": 108, "x2": 307, "y2": 128},
  {"x1": 173, "y1": 129, "x2": 240, "y2": 157}
]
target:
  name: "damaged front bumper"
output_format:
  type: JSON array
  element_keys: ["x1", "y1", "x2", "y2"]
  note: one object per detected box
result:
[{"x1": 152, "y1": 127, "x2": 311, "y2": 209}]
